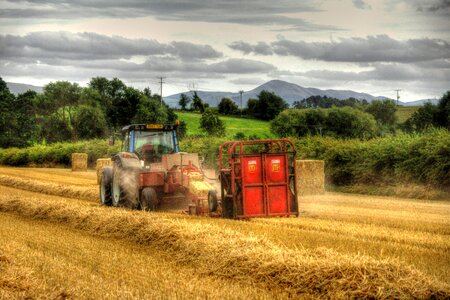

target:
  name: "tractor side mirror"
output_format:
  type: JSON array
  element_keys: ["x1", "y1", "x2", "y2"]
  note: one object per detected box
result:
[{"x1": 108, "y1": 135, "x2": 115, "y2": 146}]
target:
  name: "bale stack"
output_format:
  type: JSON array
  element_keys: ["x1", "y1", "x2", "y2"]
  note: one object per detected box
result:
[
  {"x1": 295, "y1": 160, "x2": 325, "y2": 196},
  {"x1": 71, "y1": 153, "x2": 88, "y2": 172},
  {"x1": 96, "y1": 158, "x2": 112, "y2": 184}
]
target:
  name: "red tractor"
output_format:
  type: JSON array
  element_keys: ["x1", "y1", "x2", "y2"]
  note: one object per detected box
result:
[{"x1": 99, "y1": 123, "x2": 218, "y2": 214}]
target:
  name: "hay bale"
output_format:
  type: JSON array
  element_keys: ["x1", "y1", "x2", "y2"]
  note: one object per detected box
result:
[
  {"x1": 71, "y1": 153, "x2": 88, "y2": 172},
  {"x1": 189, "y1": 180, "x2": 212, "y2": 197},
  {"x1": 96, "y1": 158, "x2": 112, "y2": 184},
  {"x1": 295, "y1": 160, "x2": 325, "y2": 196}
]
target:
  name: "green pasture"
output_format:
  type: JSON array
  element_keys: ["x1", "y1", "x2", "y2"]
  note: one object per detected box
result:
[{"x1": 176, "y1": 112, "x2": 275, "y2": 139}]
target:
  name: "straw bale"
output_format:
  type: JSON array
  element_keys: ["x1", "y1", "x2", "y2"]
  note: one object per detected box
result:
[
  {"x1": 71, "y1": 153, "x2": 88, "y2": 172},
  {"x1": 188, "y1": 180, "x2": 212, "y2": 197},
  {"x1": 295, "y1": 160, "x2": 325, "y2": 196},
  {"x1": 96, "y1": 158, "x2": 112, "y2": 184},
  {"x1": 184, "y1": 171, "x2": 203, "y2": 182}
]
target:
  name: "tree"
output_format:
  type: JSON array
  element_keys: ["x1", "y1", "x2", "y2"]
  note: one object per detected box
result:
[
  {"x1": 218, "y1": 98, "x2": 239, "y2": 115},
  {"x1": 0, "y1": 77, "x2": 17, "y2": 147},
  {"x1": 436, "y1": 91, "x2": 450, "y2": 130},
  {"x1": 178, "y1": 93, "x2": 191, "y2": 111},
  {"x1": 191, "y1": 91, "x2": 205, "y2": 113},
  {"x1": 246, "y1": 98, "x2": 258, "y2": 115},
  {"x1": 199, "y1": 108, "x2": 225, "y2": 136},
  {"x1": 402, "y1": 91, "x2": 450, "y2": 132},
  {"x1": 325, "y1": 106, "x2": 379, "y2": 139},
  {"x1": 43, "y1": 81, "x2": 81, "y2": 124},
  {"x1": 72, "y1": 105, "x2": 107, "y2": 140},
  {"x1": 15, "y1": 91, "x2": 38, "y2": 145},
  {"x1": 403, "y1": 103, "x2": 440, "y2": 132},
  {"x1": 365, "y1": 99, "x2": 397, "y2": 132},
  {"x1": 271, "y1": 109, "x2": 326, "y2": 137},
  {"x1": 254, "y1": 90, "x2": 288, "y2": 120},
  {"x1": 132, "y1": 94, "x2": 168, "y2": 124}
]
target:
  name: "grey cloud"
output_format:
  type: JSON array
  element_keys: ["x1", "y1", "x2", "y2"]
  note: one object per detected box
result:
[
  {"x1": 0, "y1": 31, "x2": 222, "y2": 61},
  {"x1": 1, "y1": 0, "x2": 341, "y2": 32},
  {"x1": 229, "y1": 41, "x2": 273, "y2": 55},
  {"x1": 416, "y1": 0, "x2": 450, "y2": 13},
  {"x1": 229, "y1": 35, "x2": 450, "y2": 63},
  {"x1": 352, "y1": 0, "x2": 371, "y2": 10},
  {"x1": 210, "y1": 59, "x2": 275, "y2": 74},
  {"x1": 299, "y1": 63, "x2": 450, "y2": 82}
]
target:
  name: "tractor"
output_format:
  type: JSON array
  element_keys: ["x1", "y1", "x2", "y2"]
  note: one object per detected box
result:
[
  {"x1": 99, "y1": 122, "x2": 299, "y2": 219},
  {"x1": 99, "y1": 122, "x2": 218, "y2": 214}
]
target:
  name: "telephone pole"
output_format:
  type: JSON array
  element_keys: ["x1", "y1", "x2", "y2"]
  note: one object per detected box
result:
[
  {"x1": 239, "y1": 90, "x2": 244, "y2": 117},
  {"x1": 157, "y1": 77, "x2": 166, "y2": 105},
  {"x1": 394, "y1": 89, "x2": 401, "y2": 106}
]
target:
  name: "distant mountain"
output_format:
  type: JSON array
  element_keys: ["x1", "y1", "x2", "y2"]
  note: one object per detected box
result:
[
  {"x1": 164, "y1": 80, "x2": 379, "y2": 108},
  {"x1": 7, "y1": 82, "x2": 43, "y2": 95},
  {"x1": 399, "y1": 98, "x2": 439, "y2": 106}
]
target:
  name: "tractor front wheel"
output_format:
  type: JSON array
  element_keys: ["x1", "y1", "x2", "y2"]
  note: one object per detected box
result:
[
  {"x1": 140, "y1": 187, "x2": 158, "y2": 211},
  {"x1": 112, "y1": 161, "x2": 139, "y2": 208},
  {"x1": 100, "y1": 166, "x2": 113, "y2": 206}
]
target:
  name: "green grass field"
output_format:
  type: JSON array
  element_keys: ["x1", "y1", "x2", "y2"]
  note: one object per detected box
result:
[
  {"x1": 396, "y1": 106, "x2": 419, "y2": 123},
  {"x1": 176, "y1": 111, "x2": 275, "y2": 139}
]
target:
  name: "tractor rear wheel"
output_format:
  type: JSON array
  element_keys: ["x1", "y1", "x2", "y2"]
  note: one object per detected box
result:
[
  {"x1": 140, "y1": 187, "x2": 158, "y2": 211},
  {"x1": 112, "y1": 161, "x2": 139, "y2": 208},
  {"x1": 100, "y1": 166, "x2": 113, "y2": 206},
  {"x1": 208, "y1": 190, "x2": 218, "y2": 212}
]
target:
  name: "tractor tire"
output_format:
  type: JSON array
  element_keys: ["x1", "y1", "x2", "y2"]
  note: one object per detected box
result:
[
  {"x1": 100, "y1": 166, "x2": 113, "y2": 206},
  {"x1": 207, "y1": 190, "x2": 218, "y2": 212},
  {"x1": 140, "y1": 187, "x2": 158, "y2": 211},
  {"x1": 112, "y1": 160, "x2": 139, "y2": 208}
]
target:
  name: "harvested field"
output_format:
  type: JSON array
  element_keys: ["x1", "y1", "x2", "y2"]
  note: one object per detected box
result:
[{"x1": 0, "y1": 167, "x2": 449, "y2": 299}]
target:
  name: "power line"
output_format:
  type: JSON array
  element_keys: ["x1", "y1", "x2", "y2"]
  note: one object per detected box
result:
[{"x1": 157, "y1": 76, "x2": 166, "y2": 105}]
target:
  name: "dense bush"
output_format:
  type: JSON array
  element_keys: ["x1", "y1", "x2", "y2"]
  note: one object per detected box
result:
[
  {"x1": 272, "y1": 107, "x2": 379, "y2": 139},
  {"x1": 294, "y1": 128, "x2": 450, "y2": 188},
  {"x1": 0, "y1": 140, "x2": 120, "y2": 167},
  {"x1": 199, "y1": 109, "x2": 225, "y2": 136}
]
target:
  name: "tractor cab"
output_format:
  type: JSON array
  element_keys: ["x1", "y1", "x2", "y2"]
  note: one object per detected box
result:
[{"x1": 120, "y1": 123, "x2": 179, "y2": 165}]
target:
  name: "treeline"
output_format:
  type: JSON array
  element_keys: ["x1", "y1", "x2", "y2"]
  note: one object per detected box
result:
[
  {"x1": 271, "y1": 93, "x2": 449, "y2": 139},
  {"x1": 0, "y1": 76, "x2": 179, "y2": 148},
  {"x1": 180, "y1": 90, "x2": 288, "y2": 121}
]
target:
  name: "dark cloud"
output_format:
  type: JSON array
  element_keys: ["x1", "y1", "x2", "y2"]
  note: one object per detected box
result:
[
  {"x1": 0, "y1": 0, "x2": 341, "y2": 32},
  {"x1": 228, "y1": 41, "x2": 273, "y2": 55},
  {"x1": 0, "y1": 31, "x2": 222, "y2": 61},
  {"x1": 415, "y1": 0, "x2": 450, "y2": 14},
  {"x1": 0, "y1": 31, "x2": 277, "y2": 83},
  {"x1": 297, "y1": 63, "x2": 450, "y2": 82},
  {"x1": 352, "y1": 0, "x2": 371, "y2": 10},
  {"x1": 229, "y1": 35, "x2": 450, "y2": 63}
]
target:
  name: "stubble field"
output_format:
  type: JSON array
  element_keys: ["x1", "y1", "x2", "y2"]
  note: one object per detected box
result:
[{"x1": 0, "y1": 167, "x2": 449, "y2": 299}]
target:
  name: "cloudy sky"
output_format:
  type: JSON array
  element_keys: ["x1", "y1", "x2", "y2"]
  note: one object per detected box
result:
[{"x1": 0, "y1": 0, "x2": 449, "y2": 101}]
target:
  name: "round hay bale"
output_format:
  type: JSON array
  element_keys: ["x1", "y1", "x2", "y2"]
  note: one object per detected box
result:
[
  {"x1": 295, "y1": 160, "x2": 325, "y2": 196},
  {"x1": 71, "y1": 153, "x2": 88, "y2": 172},
  {"x1": 96, "y1": 158, "x2": 112, "y2": 184}
]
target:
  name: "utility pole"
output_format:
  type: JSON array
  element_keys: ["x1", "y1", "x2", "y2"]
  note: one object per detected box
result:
[
  {"x1": 395, "y1": 89, "x2": 401, "y2": 106},
  {"x1": 157, "y1": 77, "x2": 166, "y2": 105},
  {"x1": 239, "y1": 90, "x2": 244, "y2": 117}
]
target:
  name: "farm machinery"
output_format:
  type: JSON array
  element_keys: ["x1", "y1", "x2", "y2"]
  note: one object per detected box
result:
[{"x1": 99, "y1": 122, "x2": 298, "y2": 219}]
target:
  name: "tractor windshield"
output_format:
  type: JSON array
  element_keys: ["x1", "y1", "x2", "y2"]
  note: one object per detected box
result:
[{"x1": 134, "y1": 130, "x2": 176, "y2": 157}]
